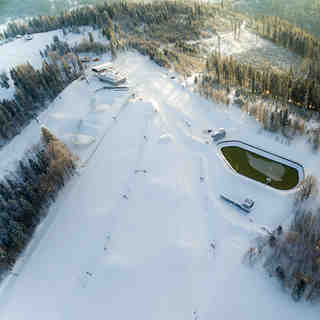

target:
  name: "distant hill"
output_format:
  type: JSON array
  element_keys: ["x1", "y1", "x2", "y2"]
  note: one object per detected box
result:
[{"x1": 234, "y1": 0, "x2": 320, "y2": 38}]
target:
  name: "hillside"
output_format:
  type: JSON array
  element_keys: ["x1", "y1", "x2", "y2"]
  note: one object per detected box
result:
[
  {"x1": 0, "y1": 1, "x2": 320, "y2": 318},
  {"x1": 0, "y1": 46, "x2": 319, "y2": 319},
  {"x1": 234, "y1": 0, "x2": 320, "y2": 38}
]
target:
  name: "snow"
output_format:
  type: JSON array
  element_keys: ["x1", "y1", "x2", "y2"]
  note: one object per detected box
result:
[
  {"x1": 0, "y1": 86, "x2": 15, "y2": 101},
  {"x1": 70, "y1": 133, "x2": 96, "y2": 145},
  {"x1": 92, "y1": 103, "x2": 111, "y2": 112},
  {"x1": 0, "y1": 31, "x2": 320, "y2": 320},
  {"x1": 0, "y1": 27, "x2": 105, "y2": 72},
  {"x1": 189, "y1": 25, "x2": 301, "y2": 70},
  {"x1": 0, "y1": 50, "x2": 125, "y2": 175},
  {"x1": 0, "y1": 27, "x2": 107, "y2": 100},
  {"x1": 158, "y1": 133, "x2": 175, "y2": 144}
]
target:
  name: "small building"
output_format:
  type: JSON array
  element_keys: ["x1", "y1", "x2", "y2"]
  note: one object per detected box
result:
[
  {"x1": 91, "y1": 63, "x2": 113, "y2": 73},
  {"x1": 220, "y1": 194, "x2": 255, "y2": 214},
  {"x1": 212, "y1": 128, "x2": 226, "y2": 142},
  {"x1": 80, "y1": 56, "x2": 91, "y2": 63},
  {"x1": 242, "y1": 198, "x2": 255, "y2": 211},
  {"x1": 95, "y1": 70, "x2": 127, "y2": 85}
]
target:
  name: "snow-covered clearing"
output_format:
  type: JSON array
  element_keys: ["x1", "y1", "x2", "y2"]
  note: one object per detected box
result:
[
  {"x1": 190, "y1": 26, "x2": 301, "y2": 70},
  {"x1": 0, "y1": 33, "x2": 320, "y2": 319},
  {"x1": 0, "y1": 28, "x2": 104, "y2": 71}
]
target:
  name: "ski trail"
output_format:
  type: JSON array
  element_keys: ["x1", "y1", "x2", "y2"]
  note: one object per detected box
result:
[
  {"x1": 135, "y1": 86, "x2": 216, "y2": 319},
  {"x1": 74, "y1": 107, "x2": 155, "y2": 291}
]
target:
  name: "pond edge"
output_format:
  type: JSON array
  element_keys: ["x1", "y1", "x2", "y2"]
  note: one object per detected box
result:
[{"x1": 216, "y1": 140, "x2": 305, "y2": 192}]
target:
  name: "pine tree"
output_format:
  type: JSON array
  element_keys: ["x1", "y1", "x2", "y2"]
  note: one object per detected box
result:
[{"x1": 0, "y1": 71, "x2": 10, "y2": 89}]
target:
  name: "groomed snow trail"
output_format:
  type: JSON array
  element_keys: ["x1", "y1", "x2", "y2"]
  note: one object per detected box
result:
[{"x1": 0, "y1": 51, "x2": 320, "y2": 320}]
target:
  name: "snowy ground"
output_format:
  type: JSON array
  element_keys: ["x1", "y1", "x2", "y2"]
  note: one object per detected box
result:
[
  {"x1": 190, "y1": 25, "x2": 301, "y2": 70},
  {"x1": 0, "y1": 27, "x2": 106, "y2": 100},
  {"x1": 0, "y1": 31, "x2": 320, "y2": 319}
]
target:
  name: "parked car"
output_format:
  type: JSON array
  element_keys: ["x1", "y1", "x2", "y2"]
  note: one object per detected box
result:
[
  {"x1": 80, "y1": 56, "x2": 90, "y2": 63},
  {"x1": 24, "y1": 34, "x2": 33, "y2": 40},
  {"x1": 212, "y1": 128, "x2": 226, "y2": 142},
  {"x1": 91, "y1": 63, "x2": 113, "y2": 73}
]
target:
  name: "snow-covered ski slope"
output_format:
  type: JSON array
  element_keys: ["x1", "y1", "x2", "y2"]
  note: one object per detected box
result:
[{"x1": 0, "y1": 34, "x2": 320, "y2": 319}]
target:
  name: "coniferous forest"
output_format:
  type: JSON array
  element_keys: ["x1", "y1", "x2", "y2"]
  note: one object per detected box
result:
[
  {"x1": 0, "y1": 127, "x2": 77, "y2": 274},
  {"x1": 244, "y1": 176, "x2": 320, "y2": 302},
  {"x1": 234, "y1": 0, "x2": 320, "y2": 38},
  {"x1": 0, "y1": 48, "x2": 83, "y2": 146}
]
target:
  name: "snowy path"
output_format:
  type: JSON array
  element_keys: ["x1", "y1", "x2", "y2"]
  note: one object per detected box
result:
[{"x1": 0, "y1": 51, "x2": 319, "y2": 320}]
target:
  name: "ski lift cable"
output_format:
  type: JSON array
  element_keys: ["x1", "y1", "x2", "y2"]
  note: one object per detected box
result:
[{"x1": 79, "y1": 90, "x2": 135, "y2": 171}]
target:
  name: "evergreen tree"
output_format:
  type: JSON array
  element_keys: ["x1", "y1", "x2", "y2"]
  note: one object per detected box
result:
[{"x1": 0, "y1": 71, "x2": 10, "y2": 89}]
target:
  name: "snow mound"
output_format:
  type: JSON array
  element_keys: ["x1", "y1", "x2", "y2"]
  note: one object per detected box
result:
[
  {"x1": 92, "y1": 104, "x2": 111, "y2": 113},
  {"x1": 77, "y1": 118, "x2": 103, "y2": 137},
  {"x1": 49, "y1": 113, "x2": 76, "y2": 120},
  {"x1": 158, "y1": 133, "x2": 174, "y2": 144},
  {"x1": 70, "y1": 134, "x2": 96, "y2": 146}
]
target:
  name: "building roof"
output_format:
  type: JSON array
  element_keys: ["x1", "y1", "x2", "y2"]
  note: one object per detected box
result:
[{"x1": 91, "y1": 63, "x2": 113, "y2": 73}]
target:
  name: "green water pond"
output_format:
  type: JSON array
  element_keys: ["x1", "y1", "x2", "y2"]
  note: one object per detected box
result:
[{"x1": 221, "y1": 146, "x2": 300, "y2": 190}]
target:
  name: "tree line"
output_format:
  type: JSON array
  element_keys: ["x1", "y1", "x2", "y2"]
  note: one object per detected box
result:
[
  {"x1": 0, "y1": 127, "x2": 77, "y2": 276},
  {"x1": 234, "y1": 0, "x2": 320, "y2": 39},
  {"x1": 0, "y1": 0, "x2": 212, "y2": 40},
  {"x1": 197, "y1": 53, "x2": 320, "y2": 151},
  {"x1": 244, "y1": 176, "x2": 320, "y2": 302},
  {"x1": 200, "y1": 53, "x2": 320, "y2": 111},
  {"x1": 250, "y1": 16, "x2": 320, "y2": 60}
]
